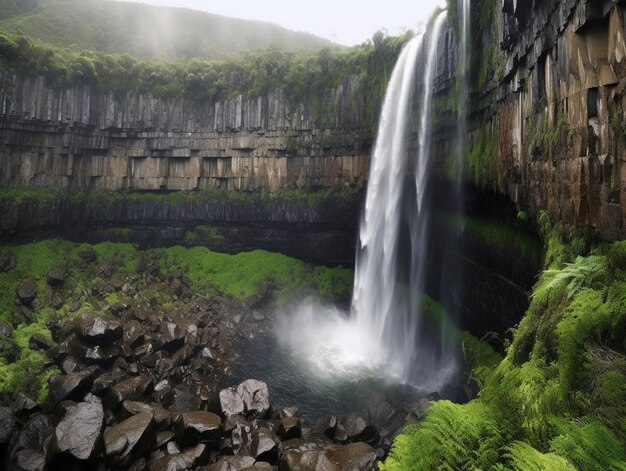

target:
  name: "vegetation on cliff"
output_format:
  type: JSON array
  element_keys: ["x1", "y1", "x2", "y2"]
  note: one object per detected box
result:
[
  {"x1": 0, "y1": 25, "x2": 407, "y2": 131},
  {"x1": 0, "y1": 240, "x2": 353, "y2": 403},
  {"x1": 0, "y1": 0, "x2": 334, "y2": 59},
  {"x1": 382, "y1": 213, "x2": 626, "y2": 470}
]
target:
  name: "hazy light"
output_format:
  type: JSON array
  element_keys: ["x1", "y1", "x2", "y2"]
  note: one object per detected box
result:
[{"x1": 115, "y1": 0, "x2": 446, "y2": 46}]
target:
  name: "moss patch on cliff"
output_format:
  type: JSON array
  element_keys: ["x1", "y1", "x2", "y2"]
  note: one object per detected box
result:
[{"x1": 382, "y1": 214, "x2": 626, "y2": 469}]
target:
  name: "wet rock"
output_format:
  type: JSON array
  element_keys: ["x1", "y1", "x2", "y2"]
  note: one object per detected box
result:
[
  {"x1": 12, "y1": 393, "x2": 39, "y2": 418},
  {"x1": 16, "y1": 279, "x2": 37, "y2": 306},
  {"x1": 152, "y1": 380, "x2": 175, "y2": 408},
  {"x1": 105, "y1": 374, "x2": 154, "y2": 409},
  {"x1": 0, "y1": 336, "x2": 20, "y2": 362},
  {"x1": 46, "y1": 369, "x2": 96, "y2": 406},
  {"x1": 364, "y1": 395, "x2": 404, "y2": 438},
  {"x1": 28, "y1": 335, "x2": 53, "y2": 352},
  {"x1": 172, "y1": 344, "x2": 192, "y2": 367},
  {"x1": 316, "y1": 415, "x2": 337, "y2": 439},
  {"x1": 92, "y1": 370, "x2": 126, "y2": 396},
  {"x1": 123, "y1": 320, "x2": 145, "y2": 348},
  {"x1": 10, "y1": 414, "x2": 51, "y2": 455},
  {"x1": 51, "y1": 292, "x2": 64, "y2": 309},
  {"x1": 279, "y1": 416, "x2": 301, "y2": 440},
  {"x1": 47, "y1": 394, "x2": 104, "y2": 462},
  {"x1": 219, "y1": 379, "x2": 270, "y2": 419},
  {"x1": 249, "y1": 428, "x2": 278, "y2": 463},
  {"x1": 174, "y1": 411, "x2": 221, "y2": 446},
  {"x1": 14, "y1": 449, "x2": 45, "y2": 471},
  {"x1": 75, "y1": 313, "x2": 122, "y2": 345},
  {"x1": 47, "y1": 266, "x2": 66, "y2": 287},
  {"x1": 122, "y1": 401, "x2": 172, "y2": 428},
  {"x1": 0, "y1": 251, "x2": 16, "y2": 272},
  {"x1": 281, "y1": 442, "x2": 376, "y2": 471},
  {"x1": 336, "y1": 415, "x2": 378, "y2": 445},
  {"x1": 104, "y1": 412, "x2": 156, "y2": 467},
  {"x1": 157, "y1": 322, "x2": 186, "y2": 352},
  {"x1": 155, "y1": 431, "x2": 174, "y2": 448},
  {"x1": 405, "y1": 398, "x2": 431, "y2": 425},
  {"x1": 0, "y1": 407, "x2": 16, "y2": 444},
  {"x1": 207, "y1": 456, "x2": 255, "y2": 471}
]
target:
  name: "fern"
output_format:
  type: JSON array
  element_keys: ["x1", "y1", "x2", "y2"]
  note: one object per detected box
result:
[
  {"x1": 504, "y1": 441, "x2": 576, "y2": 470},
  {"x1": 539, "y1": 255, "x2": 607, "y2": 300}
]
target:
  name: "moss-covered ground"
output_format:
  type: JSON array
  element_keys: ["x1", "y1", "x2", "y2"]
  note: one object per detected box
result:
[
  {"x1": 382, "y1": 213, "x2": 626, "y2": 470},
  {"x1": 0, "y1": 240, "x2": 353, "y2": 404}
]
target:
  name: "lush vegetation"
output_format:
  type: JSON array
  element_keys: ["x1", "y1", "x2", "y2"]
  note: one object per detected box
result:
[
  {"x1": 382, "y1": 213, "x2": 626, "y2": 470},
  {"x1": 0, "y1": 0, "x2": 333, "y2": 59},
  {"x1": 0, "y1": 240, "x2": 353, "y2": 403},
  {"x1": 0, "y1": 24, "x2": 407, "y2": 130}
]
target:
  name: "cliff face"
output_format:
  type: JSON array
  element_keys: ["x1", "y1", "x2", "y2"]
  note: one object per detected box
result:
[
  {"x1": 0, "y1": 71, "x2": 370, "y2": 192},
  {"x1": 433, "y1": 0, "x2": 626, "y2": 240}
]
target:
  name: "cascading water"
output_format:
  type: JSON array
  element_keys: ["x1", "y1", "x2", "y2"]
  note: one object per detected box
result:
[
  {"x1": 276, "y1": 9, "x2": 464, "y2": 395},
  {"x1": 352, "y1": 10, "x2": 456, "y2": 389}
]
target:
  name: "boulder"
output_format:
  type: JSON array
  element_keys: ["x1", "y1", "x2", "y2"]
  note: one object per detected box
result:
[
  {"x1": 279, "y1": 416, "x2": 301, "y2": 440},
  {"x1": 104, "y1": 412, "x2": 156, "y2": 467},
  {"x1": 47, "y1": 267, "x2": 66, "y2": 287},
  {"x1": 0, "y1": 251, "x2": 16, "y2": 272},
  {"x1": 249, "y1": 428, "x2": 278, "y2": 463},
  {"x1": 74, "y1": 313, "x2": 122, "y2": 345},
  {"x1": 12, "y1": 393, "x2": 39, "y2": 418},
  {"x1": 46, "y1": 369, "x2": 96, "y2": 406},
  {"x1": 0, "y1": 320, "x2": 13, "y2": 338},
  {"x1": 13, "y1": 306, "x2": 35, "y2": 324},
  {"x1": 148, "y1": 443, "x2": 210, "y2": 471},
  {"x1": 219, "y1": 380, "x2": 270, "y2": 419},
  {"x1": 174, "y1": 411, "x2": 221, "y2": 446},
  {"x1": 122, "y1": 401, "x2": 172, "y2": 428},
  {"x1": 105, "y1": 374, "x2": 154, "y2": 409},
  {"x1": 123, "y1": 320, "x2": 145, "y2": 348},
  {"x1": 207, "y1": 456, "x2": 255, "y2": 471},
  {"x1": 0, "y1": 407, "x2": 16, "y2": 445},
  {"x1": 16, "y1": 279, "x2": 37, "y2": 306},
  {"x1": 10, "y1": 414, "x2": 51, "y2": 455},
  {"x1": 28, "y1": 335, "x2": 53, "y2": 352},
  {"x1": 47, "y1": 394, "x2": 104, "y2": 462},
  {"x1": 157, "y1": 322, "x2": 185, "y2": 352},
  {"x1": 152, "y1": 380, "x2": 175, "y2": 408},
  {"x1": 281, "y1": 442, "x2": 376, "y2": 471},
  {"x1": 336, "y1": 415, "x2": 378, "y2": 445},
  {"x1": 14, "y1": 449, "x2": 45, "y2": 471},
  {"x1": 316, "y1": 415, "x2": 337, "y2": 439}
]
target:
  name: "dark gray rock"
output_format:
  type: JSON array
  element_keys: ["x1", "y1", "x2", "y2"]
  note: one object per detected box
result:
[
  {"x1": 249, "y1": 428, "x2": 278, "y2": 463},
  {"x1": 10, "y1": 414, "x2": 51, "y2": 455},
  {"x1": 104, "y1": 412, "x2": 156, "y2": 467},
  {"x1": 280, "y1": 442, "x2": 376, "y2": 471},
  {"x1": 46, "y1": 369, "x2": 96, "y2": 406},
  {"x1": 47, "y1": 394, "x2": 104, "y2": 462},
  {"x1": 47, "y1": 266, "x2": 66, "y2": 287},
  {"x1": 122, "y1": 401, "x2": 172, "y2": 428},
  {"x1": 0, "y1": 251, "x2": 16, "y2": 272},
  {"x1": 174, "y1": 411, "x2": 221, "y2": 446},
  {"x1": 78, "y1": 247, "x2": 97, "y2": 263},
  {"x1": 0, "y1": 320, "x2": 13, "y2": 338},
  {"x1": 16, "y1": 279, "x2": 37, "y2": 306},
  {"x1": 0, "y1": 407, "x2": 16, "y2": 445},
  {"x1": 148, "y1": 443, "x2": 210, "y2": 471},
  {"x1": 74, "y1": 313, "x2": 122, "y2": 345},
  {"x1": 13, "y1": 306, "x2": 35, "y2": 324},
  {"x1": 279, "y1": 416, "x2": 301, "y2": 440},
  {"x1": 28, "y1": 335, "x2": 53, "y2": 352},
  {"x1": 105, "y1": 374, "x2": 154, "y2": 409},
  {"x1": 12, "y1": 393, "x2": 39, "y2": 418},
  {"x1": 336, "y1": 415, "x2": 378, "y2": 445},
  {"x1": 316, "y1": 415, "x2": 337, "y2": 439},
  {"x1": 14, "y1": 449, "x2": 45, "y2": 471},
  {"x1": 152, "y1": 380, "x2": 175, "y2": 408},
  {"x1": 219, "y1": 379, "x2": 270, "y2": 419},
  {"x1": 123, "y1": 320, "x2": 145, "y2": 348},
  {"x1": 207, "y1": 456, "x2": 256, "y2": 471}
]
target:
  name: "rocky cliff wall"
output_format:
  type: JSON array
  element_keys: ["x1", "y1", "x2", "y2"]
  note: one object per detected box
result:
[
  {"x1": 433, "y1": 0, "x2": 626, "y2": 240},
  {"x1": 0, "y1": 71, "x2": 370, "y2": 192}
]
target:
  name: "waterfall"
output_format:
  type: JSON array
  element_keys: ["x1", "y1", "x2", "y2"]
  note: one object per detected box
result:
[{"x1": 352, "y1": 11, "x2": 455, "y2": 389}]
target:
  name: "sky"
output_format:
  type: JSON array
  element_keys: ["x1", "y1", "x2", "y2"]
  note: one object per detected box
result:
[{"x1": 117, "y1": 0, "x2": 446, "y2": 46}]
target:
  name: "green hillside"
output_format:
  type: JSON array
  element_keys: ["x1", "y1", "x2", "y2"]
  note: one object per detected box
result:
[{"x1": 0, "y1": 0, "x2": 336, "y2": 59}]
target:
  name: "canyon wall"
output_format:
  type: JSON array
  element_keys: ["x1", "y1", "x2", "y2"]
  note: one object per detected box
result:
[
  {"x1": 433, "y1": 0, "x2": 626, "y2": 240},
  {"x1": 0, "y1": 71, "x2": 370, "y2": 192}
]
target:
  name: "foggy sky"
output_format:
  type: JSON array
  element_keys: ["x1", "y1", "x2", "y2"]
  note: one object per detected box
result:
[{"x1": 116, "y1": 0, "x2": 446, "y2": 46}]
